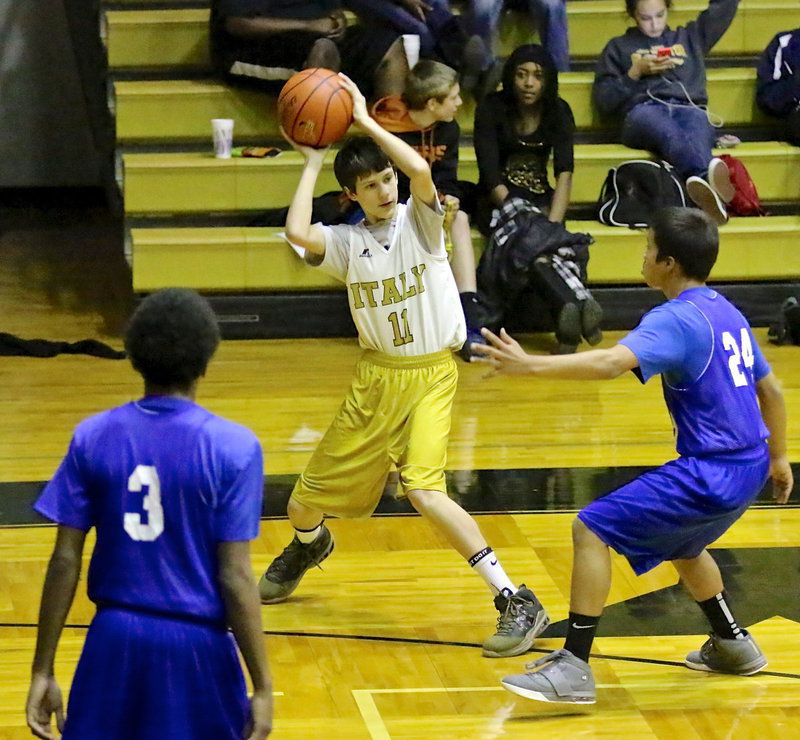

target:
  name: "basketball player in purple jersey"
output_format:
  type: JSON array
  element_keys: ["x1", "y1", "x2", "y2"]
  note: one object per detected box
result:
[
  {"x1": 473, "y1": 207, "x2": 793, "y2": 704},
  {"x1": 26, "y1": 289, "x2": 272, "y2": 739}
]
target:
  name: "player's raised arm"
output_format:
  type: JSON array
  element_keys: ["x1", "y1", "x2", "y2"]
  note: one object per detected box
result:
[
  {"x1": 282, "y1": 130, "x2": 329, "y2": 256},
  {"x1": 338, "y1": 73, "x2": 437, "y2": 207}
]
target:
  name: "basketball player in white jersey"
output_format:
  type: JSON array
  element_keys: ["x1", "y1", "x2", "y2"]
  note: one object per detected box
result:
[{"x1": 258, "y1": 74, "x2": 549, "y2": 658}]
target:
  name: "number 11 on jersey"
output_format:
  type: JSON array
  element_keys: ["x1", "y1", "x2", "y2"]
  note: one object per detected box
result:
[{"x1": 388, "y1": 309, "x2": 414, "y2": 347}]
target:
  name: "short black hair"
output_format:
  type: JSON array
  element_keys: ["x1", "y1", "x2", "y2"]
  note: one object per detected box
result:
[
  {"x1": 650, "y1": 207, "x2": 719, "y2": 281},
  {"x1": 500, "y1": 44, "x2": 561, "y2": 133},
  {"x1": 124, "y1": 288, "x2": 220, "y2": 390},
  {"x1": 333, "y1": 136, "x2": 392, "y2": 192}
]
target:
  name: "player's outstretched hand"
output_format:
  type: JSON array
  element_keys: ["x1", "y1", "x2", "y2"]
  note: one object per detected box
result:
[
  {"x1": 26, "y1": 674, "x2": 65, "y2": 740},
  {"x1": 770, "y1": 456, "x2": 794, "y2": 504},
  {"x1": 278, "y1": 125, "x2": 329, "y2": 165},
  {"x1": 337, "y1": 73, "x2": 370, "y2": 127},
  {"x1": 472, "y1": 327, "x2": 534, "y2": 376},
  {"x1": 245, "y1": 689, "x2": 273, "y2": 739}
]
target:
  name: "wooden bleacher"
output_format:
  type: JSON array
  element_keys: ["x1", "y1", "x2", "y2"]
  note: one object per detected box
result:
[
  {"x1": 103, "y1": 2, "x2": 800, "y2": 72},
  {"x1": 102, "y1": 0, "x2": 800, "y2": 338},
  {"x1": 131, "y1": 217, "x2": 800, "y2": 292},
  {"x1": 112, "y1": 69, "x2": 770, "y2": 144},
  {"x1": 121, "y1": 143, "x2": 800, "y2": 215}
]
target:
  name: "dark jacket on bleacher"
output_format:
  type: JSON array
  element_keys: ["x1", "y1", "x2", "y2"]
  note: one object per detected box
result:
[
  {"x1": 593, "y1": 0, "x2": 738, "y2": 116},
  {"x1": 756, "y1": 28, "x2": 800, "y2": 117}
]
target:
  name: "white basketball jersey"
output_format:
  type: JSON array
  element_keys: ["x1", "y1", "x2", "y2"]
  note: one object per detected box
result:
[{"x1": 316, "y1": 197, "x2": 466, "y2": 355}]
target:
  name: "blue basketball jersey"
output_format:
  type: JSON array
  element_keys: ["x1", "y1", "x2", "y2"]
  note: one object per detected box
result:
[
  {"x1": 619, "y1": 287, "x2": 770, "y2": 457},
  {"x1": 34, "y1": 396, "x2": 263, "y2": 624}
]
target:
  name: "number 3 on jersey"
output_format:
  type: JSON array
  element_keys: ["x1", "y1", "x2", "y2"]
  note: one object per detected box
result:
[
  {"x1": 124, "y1": 464, "x2": 164, "y2": 541},
  {"x1": 722, "y1": 328, "x2": 754, "y2": 387}
]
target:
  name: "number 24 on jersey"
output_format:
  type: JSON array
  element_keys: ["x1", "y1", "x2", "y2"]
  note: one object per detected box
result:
[{"x1": 722, "y1": 328, "x2": 754, "y2": 387}]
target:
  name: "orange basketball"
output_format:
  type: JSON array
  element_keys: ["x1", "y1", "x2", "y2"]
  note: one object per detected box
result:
[{"x1": 278, "y1": 68, "x2": 354, "y2": 148}]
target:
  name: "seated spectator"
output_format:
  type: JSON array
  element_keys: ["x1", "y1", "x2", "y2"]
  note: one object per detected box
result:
[
  {"x1": 371, "y1": 59, "x2": 489, "y2": 361},
  {"x1": 210, "y1": 0, "x2": 405, "y2": 100},
  {"x1": 474, "y1": 44, "x2": 602, "y2": 354},
  {"x1": 756, "y1": 28, "x2": 800, "y2": 146},
  {"x1": 593, "y1": 0, "x2": 737, "y2": 224},
  {"x1": 343, "y1": 0, "x2": 494, "y2": 97},
  {"x1": 465, "y1": 0, "x2": 570, "y2": 72}
]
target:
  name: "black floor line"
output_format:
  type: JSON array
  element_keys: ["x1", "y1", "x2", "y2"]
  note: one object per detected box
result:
[
  {"x1": 3, "y1": 501, "x2": 799, "y2": 531},
  {"x1": 1, "y1": 621, "x2": 798, "y2": 680}
]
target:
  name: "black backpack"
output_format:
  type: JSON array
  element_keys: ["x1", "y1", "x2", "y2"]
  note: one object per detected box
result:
[
  {"x1": 768, "y1": 296, "x2": 800, "y2": 346},
  {"x1": 598, "y1": 160, "x2": 687, "y2": 227}
]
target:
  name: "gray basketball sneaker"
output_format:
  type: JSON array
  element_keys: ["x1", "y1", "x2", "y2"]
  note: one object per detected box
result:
[
  {"x1": 685, "y1": 631, "x2": 767, "y2": 676},
  {"x1": 258, "y1": 525, "x2": 334, "y2": 604},
  {"x1": 501, "y1": 649, "x2": 596, "y2": 704},
  {"x1": 482, "y1": 585, "x2": 550, "y2": 658}
]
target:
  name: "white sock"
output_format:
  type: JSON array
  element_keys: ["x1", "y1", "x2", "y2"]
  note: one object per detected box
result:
[
  {"x1": 468, "y1": 547, "x2": 516, "y2": 596},
  {"x1": 295, "y1": 524, "x2": 322, "y2": 544}
]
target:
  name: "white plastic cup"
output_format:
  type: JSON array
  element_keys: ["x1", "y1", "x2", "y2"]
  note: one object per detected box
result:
[
  {"x1": 402, "y1": 34, "x2": 421, "y2": 70},
  {"x1": 212, "y1": 118, "x2": 234, "y2": 158}
]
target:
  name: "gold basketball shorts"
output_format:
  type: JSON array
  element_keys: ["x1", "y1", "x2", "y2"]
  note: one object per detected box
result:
[{"x1": 291, "y1": 349, "x2": 457, "y2": 518}]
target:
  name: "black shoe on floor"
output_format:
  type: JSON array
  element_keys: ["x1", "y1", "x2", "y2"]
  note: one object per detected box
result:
[{"x1": 580, "y1": 297, "x2": 603, "y2": 345}]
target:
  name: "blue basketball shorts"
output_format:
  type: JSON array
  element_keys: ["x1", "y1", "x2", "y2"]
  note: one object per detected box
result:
[
  {"x1": 577, "y1": 449, "x2": 770, "y2": 575},
  {"x1": 62, "y1": 608, "x2": 249, "y2": 740}
]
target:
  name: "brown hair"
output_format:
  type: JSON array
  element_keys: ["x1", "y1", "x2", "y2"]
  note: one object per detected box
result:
[{"x1": 402, "y1": 59, "x2": 459, "y2": 111}]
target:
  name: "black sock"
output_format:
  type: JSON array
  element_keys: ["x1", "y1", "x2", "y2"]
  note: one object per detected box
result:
[
  {"x1": 697, "y1": 591, "x2": 743, "y2": 640},
  {"x1": 564, "y1": 612, "x2": 600, "y2": 663}
]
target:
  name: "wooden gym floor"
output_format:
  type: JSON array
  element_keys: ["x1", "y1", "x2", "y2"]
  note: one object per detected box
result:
[{"x1": 1, "y1": 197, "x2": 799, "y2": 738}]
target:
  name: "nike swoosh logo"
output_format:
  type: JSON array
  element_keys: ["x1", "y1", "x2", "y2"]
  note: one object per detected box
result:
[
  {"x1": 490, "y1": 559, "x2": 497, "y2": 566},
  {"x1": 571, "y1": 623, "x2": 594, "y2": 629}
]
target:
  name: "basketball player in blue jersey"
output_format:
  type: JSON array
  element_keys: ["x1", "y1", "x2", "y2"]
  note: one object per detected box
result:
[
  {"x1": 473, "y1": 207, "x2": 794, "y2": 704},
  {"x1": 25, "y1": 289, "x2": 272, "y2": 739}
]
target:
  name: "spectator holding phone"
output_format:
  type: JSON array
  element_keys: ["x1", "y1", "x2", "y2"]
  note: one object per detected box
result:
[{"x1": 593, "y1": 0, "x2": 739, "y2": 224}]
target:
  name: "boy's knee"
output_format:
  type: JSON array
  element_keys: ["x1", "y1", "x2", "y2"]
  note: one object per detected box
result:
[
  {"x1": 287, "y1": 496, "x2": 322, "y2": 520},
  {"x1": 406, "y1": 488, "x2": 440, "y2": 512},
  {"x1": 572, "y1": 516, "x2": 600, "y2": 548},
  {"x1": 381, "y1": 37, "x2": 407, "y2": 66},
  {"x1": 307, "y1": 38, "x2": 340, "y2": 71}
]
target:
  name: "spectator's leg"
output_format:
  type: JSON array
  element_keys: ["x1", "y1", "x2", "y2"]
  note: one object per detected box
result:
[
  {"x1": 464, "y1": 0, "x2": 505, "y2": 47},
  {"x1": 528, "y1": 257, "x2": 583, "y2": 352},
  {"x1": 219, "y1": 31, "x2": 328, "y2": 92},
  {"x1": 306, "y1": 38, "x2": 340, "y2": 70},
  {"x1": 339, "y1": 23, "x2": 404, "y2": 100},
  {"x1": 527, "y1": 0, "x2": 570, "y2": 71},
  {"x1": 669, "y1": 105, "x2": 716, "y2": 177},
  {"x1": 372, "y1": 37, "x2": 410, "y2": 100},
  {"x1": 424, "y1": 0, "x2": 473, "y2": 70},
  {"x1": 343, "y1": 0, "x2": 436, "y2": 54},
  {"x1": 621, "y1": 102, "x2": 713, "y2": 179}
]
